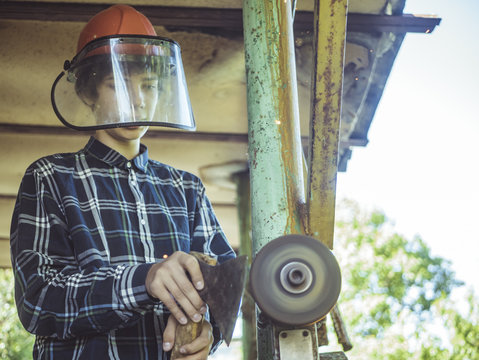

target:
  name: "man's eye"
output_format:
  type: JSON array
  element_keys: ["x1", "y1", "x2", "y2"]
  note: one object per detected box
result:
[{"x1": 144, "y1": 83, "x2": 158, "y2": 90}]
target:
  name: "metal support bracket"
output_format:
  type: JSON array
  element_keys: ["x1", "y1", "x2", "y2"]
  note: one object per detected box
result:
[
  {"x1": 278, "y1": 329, "x2": 314, "y2": 360},
  {"x1": 319, "y1": 351, "x2": 349, "y2": 360}
]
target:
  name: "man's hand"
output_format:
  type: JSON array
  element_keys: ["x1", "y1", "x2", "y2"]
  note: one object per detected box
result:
[
  {"x1": 145, "y1": 251, "x2": 206, "y2": 324},
  {"x1": 163, "y1": 315, "x2": 214, "y2": 360}
]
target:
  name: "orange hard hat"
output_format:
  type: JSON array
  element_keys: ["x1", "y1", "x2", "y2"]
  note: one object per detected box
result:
[
  {"x1": 76, "y1": 4, "x2": 157, "y2": 53},
  {"x1": 52, "y1": 4, "x2": 196, "y2": 132}
]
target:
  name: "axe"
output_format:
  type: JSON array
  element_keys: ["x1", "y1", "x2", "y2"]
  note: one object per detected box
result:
[{"x1": 171, "y1": 252, "x2": 248, "y2": 359}]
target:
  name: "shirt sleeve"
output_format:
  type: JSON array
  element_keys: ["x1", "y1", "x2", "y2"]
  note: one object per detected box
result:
[
  {"x1": 10, "y1": 165, "x2": 158, "y2": 339},
  {"x1": 189, "y1": 178, "x2": 237, "y2": 353}
]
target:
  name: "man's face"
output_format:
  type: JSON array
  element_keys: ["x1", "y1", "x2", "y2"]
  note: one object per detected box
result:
[{"x1": 93, "y1": 69, "x2": 159, "y2": 125}]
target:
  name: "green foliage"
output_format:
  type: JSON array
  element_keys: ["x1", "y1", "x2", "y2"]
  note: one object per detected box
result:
[
  {"x1": 442, "y1": 293, "x2": 479, "y2": 360},
  {"x1": 0, "y1": 268, "x2": 34, "y2": 360},
  {"x1": 334, "y1": 200, "x2": 479, "y2": 359}
]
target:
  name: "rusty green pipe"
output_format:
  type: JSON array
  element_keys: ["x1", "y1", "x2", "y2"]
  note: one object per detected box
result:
[
  {"x1": 243, "y1": 0, "x2": 307, "y2": 358},
  {"x1": 306, "y1": 0, "x2": 348, "y2": 250},
  {"x1": 243, "y1": 0, "x2": 305, "y2": 256}
]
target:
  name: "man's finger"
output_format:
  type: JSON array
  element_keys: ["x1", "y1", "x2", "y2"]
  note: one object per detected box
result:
[
  {"x1": 177, "y1": 319, "x2": 213, "y2": 356},
  {"x1": 159, "y1": 286, "x2": 188, "y2": 325},
  {"x1": 163, "y1": 315, "x2": 178, "y2": 352},
  {"x1": 180, "y1": 254, "x2": 205, "y2": 290},
  {"x1": 164, "y1": 277, "x2": 203, "y2": 323},
  {"x1": 173, "y1": 274, "x2": 205, "y2": 314}
]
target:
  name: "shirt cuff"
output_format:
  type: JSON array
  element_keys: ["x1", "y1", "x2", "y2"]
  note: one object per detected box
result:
[{"x1": 116, "y1": 263, "x2": 159, "y2": 310}]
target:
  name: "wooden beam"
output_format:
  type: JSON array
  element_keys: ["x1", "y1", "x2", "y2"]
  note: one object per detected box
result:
[
  {"x1": 0, "y1": 1, "x2": 441, "y2": 34},
  {"x1": 0, "y1": 123, "x2": 367, "y2": 149},
  {"x1": 0, "y1": 2, "x2": 242, "y2": 29},
  {"x1": 0, "y1": 123, "x2": 248, "y2": 143},
  {"x1": 0, "y1": 194, "x2": 16, "y2": 200},
  {"x1": 345, "y1": 13, "x2": 441, "y2": 34}
]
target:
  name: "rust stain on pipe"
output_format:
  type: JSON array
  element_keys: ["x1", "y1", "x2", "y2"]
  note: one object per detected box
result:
[
  {"x1": 259, "y1": 0, "x2": 305, "y2": 235},
  {"x1": 306, "y1": 0, "x2": 348, "y2": 249}
]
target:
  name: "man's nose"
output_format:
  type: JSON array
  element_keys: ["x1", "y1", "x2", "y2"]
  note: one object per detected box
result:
[{"x1": 130, "y1": 83, "x2": 145, "y2": 108}]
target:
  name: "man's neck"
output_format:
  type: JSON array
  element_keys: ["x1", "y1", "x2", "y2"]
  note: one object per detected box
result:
[{"x1": 93, "y1": 131, "x2": 141, "y2": 160}]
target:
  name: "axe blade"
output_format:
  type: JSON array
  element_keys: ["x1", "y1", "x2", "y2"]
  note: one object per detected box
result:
[{"x1": 198, "y1": 255, "x2": 248, "y2": 346}]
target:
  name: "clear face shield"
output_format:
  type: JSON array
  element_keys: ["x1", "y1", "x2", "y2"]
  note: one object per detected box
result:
[{"x1": 51, "y1": 35, "x2": 195, "y2": 131}]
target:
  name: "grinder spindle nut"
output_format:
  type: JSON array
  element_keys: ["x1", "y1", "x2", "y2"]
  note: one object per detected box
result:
[{"x1": 279, "y1": 261, "x2": 313, "y2": 294}]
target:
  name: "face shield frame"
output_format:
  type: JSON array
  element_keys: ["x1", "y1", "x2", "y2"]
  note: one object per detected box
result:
[{"x1": 51, "y1": 34, "x2": 196, "y2": 132}]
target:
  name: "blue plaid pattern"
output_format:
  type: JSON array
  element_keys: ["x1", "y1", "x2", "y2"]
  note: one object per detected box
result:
[{"x1": 10, "y1": 137, "x2": 235, "y2": 359}]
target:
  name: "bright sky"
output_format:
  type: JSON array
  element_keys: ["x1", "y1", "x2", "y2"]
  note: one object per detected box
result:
[{"x1": 337, "y1": 0, "x2": 479, "y2": 294}]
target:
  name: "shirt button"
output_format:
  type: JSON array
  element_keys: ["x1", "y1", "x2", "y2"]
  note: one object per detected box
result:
[
  {"x1": 126, "y1": 162, "x2": 132, "y2": 168},
  {"x1": 140, "y1": 219, "x2": 146, "y2": 225}
]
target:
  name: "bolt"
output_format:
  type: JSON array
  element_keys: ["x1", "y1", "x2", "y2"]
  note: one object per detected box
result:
[{"x1": 288, "y1": 268, "x2": 306, "y2": 285}]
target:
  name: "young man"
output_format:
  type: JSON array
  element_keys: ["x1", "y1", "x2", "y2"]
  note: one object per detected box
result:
[{"x1": 10, "y1": 5, "x2": 235, "y2": 359}]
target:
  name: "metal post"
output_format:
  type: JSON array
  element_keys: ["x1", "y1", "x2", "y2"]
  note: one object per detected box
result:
[
  {"x1": 243, "y1": 0, "x2": 305, "y2": 253},
  {"x1": 233, "y1": 171, "x2": 257, "y2": 360},
  {"x1": 242, "y1": 0, "x2": 312, "y2": 358},
  {"x1": 306, "y1": 0, "x2": 349, "y2": 250}
]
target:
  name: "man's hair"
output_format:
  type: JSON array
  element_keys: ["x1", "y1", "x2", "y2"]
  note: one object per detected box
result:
[
  {"x1": 73, "y1": 55, "x2": 161, "y2": 104},
  {"x1": 74, "y1": 56, "x2": 112, "y2": 103}
]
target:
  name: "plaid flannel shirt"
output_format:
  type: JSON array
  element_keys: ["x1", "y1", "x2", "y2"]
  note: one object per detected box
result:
[{"x1": 10, "y1": 137, "x2": 235, "y2": 359}]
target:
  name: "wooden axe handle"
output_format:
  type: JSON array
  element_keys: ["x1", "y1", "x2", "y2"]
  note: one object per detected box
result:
[{"x1": 171, "y1": 252, "x2": 217, "y2": 359}]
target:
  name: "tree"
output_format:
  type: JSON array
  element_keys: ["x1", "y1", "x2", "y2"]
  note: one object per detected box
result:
[
  {"x1": 333, "y1": 199, "x2": 479, "y2": 359},
  {"x1": 0, "y1": 268, "x2": 34, "y2": 360}
]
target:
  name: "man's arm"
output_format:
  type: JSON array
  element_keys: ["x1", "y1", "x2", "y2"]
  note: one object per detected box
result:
[{"x1": 10, "y1": 167, "x2": 157, "y2": 338}]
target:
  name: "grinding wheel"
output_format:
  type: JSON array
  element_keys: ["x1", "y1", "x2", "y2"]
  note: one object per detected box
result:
[{"x1": 249, "y1": 234, "x2": 341, "y2": 326}]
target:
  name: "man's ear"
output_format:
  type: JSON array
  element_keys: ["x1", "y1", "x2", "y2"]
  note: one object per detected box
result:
[{"x1": 77, "y1": 90, "x2": 96, "y2": 109}]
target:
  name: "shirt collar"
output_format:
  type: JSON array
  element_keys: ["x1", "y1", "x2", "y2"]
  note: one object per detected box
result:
[{"x1": 84, "y1": 137, "x2": 149, "y2": 173}]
